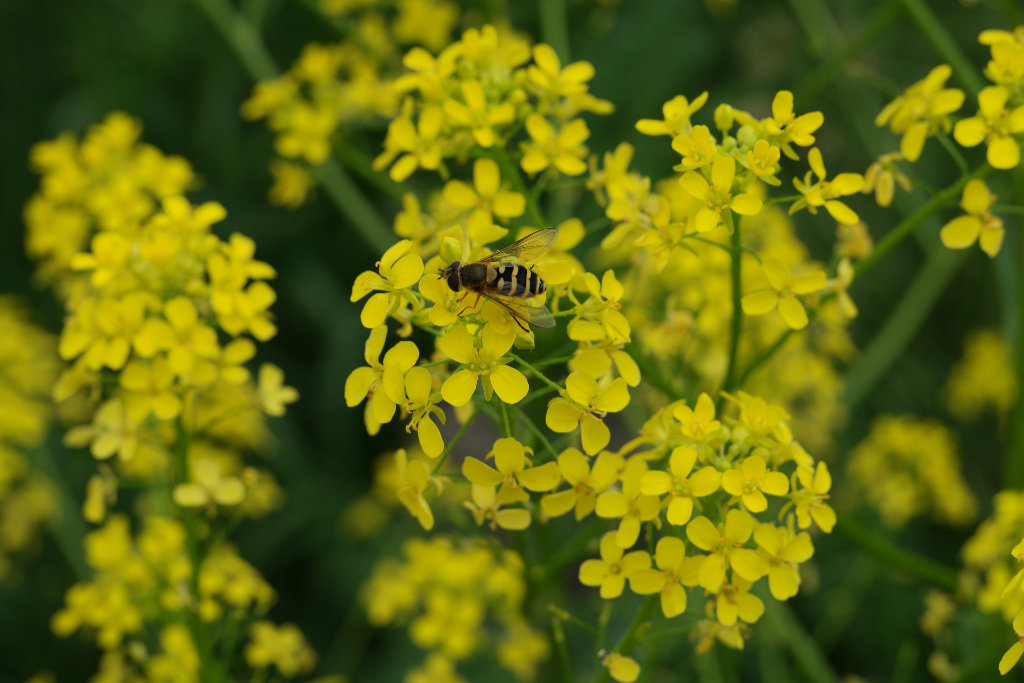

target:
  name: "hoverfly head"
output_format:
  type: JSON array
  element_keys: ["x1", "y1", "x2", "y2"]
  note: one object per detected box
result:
[{"x1": 441, "y1": 262, "x2": 462, "y2": 292}]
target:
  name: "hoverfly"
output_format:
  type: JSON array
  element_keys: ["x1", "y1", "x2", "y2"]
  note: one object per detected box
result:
[{"x1": 439, "y1": 228, "x2": 558, "y2": 332}]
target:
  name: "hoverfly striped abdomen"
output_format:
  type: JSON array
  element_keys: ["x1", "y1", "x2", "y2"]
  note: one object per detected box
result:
[{"x1": 492, "y1": 263, "x2": 546, "y2": 298}]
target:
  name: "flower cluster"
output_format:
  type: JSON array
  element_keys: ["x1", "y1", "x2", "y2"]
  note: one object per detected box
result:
[
  {"x1": 362, "y1": 536, "x2": 548, "y2": 681},
  {"x1": 242, "y1": 0, "x2": 460, "y2": 206},
  {"x1": 873, "y1": 29, "x2": 1024, "y2": 257},
  {"x1": 847, "y1": 415, "x2": 977, "y2": 527},
  {"x1": 0, "y1": 298, "x2": 59, "y2": 577},
  {"x1": 944, "y1": 329, "x2": 1018, "y2": 419},
  {"x1": 26, "y1": 114, "x2": 309, "y2": 679}
]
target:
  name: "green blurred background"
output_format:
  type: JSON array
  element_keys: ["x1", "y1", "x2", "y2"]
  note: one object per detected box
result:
[{"x1": 0, "y1": 0, "x2": 1019, "y2": 680}]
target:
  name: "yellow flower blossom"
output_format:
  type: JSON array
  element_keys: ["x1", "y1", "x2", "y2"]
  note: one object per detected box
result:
[
  {"x1": 753, "y1": 523, "x2": 813, "y2": 600},
  {"x1": 442, "y1": 80, "x2": 515, "y2": 148},
  {"x1": 465, "y1": 484, "x2": 531, "y2": 530},
  {"x1": 721, "y1": 455, "x2": 790, "y2": 513},
  {"x1": 671, "y1": 124, "x2": 719, "y2": 170},
  {"x1": 686, "y1": 509, "x2": 768, "y2": 592},
  {"x1": 395, "y1": 449, "x2": 442, "y2": 530},
  {"x1": 351, "y1": 239, "x2": 425, "y2": 328},
  {"x1": 636, "y1": 92, "x2": 709, "y2": 137},
  {"x1": 438, "y1": 325, "x2": 528, "y2": 405},
  {"x1": 679, "y1": 154, "x2": 763, "y2": 232},
  {"x1": 520, "y1": 115, "x2": 589, "y2": 176},
  {"x1": 673, "y1": 393, "x2": 722, "y2": 442},
  {"x1": 944, "y1": 329, "x2": 1018, "y2": 419},
  {"x1": 579, "y1": 530, "x2": 651, "y2": 599},
  {"x1": 714, "y1": 578, "x2": 765, "y2": 626},
  {"x1": 375, "y1": 106, "x2": 445, "y2": 181},
  {"x1": 441, "y1": 158, "x2": 524, "y2": 240},
  {"x1": 741, "y1": 257, "x2": 827, "y2": 330},
  {"x1": 875, "y1": 64, "x2": 964, "y2": 161},
  {"x1": 267, "y1": 160, "x2": 315, "y2": 208},
  {"x1": 953, "y1": 85, "x2": 1024, "y2": 169},
  {"x1": 244, "y1": 621, "x2": 316, "y2": 677},
  {"x1": 595, "y1": 457, "x2": 661, "y2": 548},
  {"x1": 344, "y1": 326, "x2": 420, "y2": 434},
  {"x1": 940, "y1": 179, "x2": 1004, "y2": 257},
  {"x1": 603, "y1": 652, "x2": 641, "y2": 683},
  {"x1": 540, "y1": 449, "x2": 623, "y2": 520},
  {"x1": 402, "y1": 367, "x2": 445, "y2": 457},
  {"x1": 788, "y1": 461, "x2": 836, "y2": 533},
  {"x1": 862, "y1": 152, "x2": 912, "y2": 208},
  {"x1": 462, "y1": 437, "x2": 560, "y2": 502},
  {"x1": 639, "y1": 446, "x2": 720, "y2": 525},
  {"x1": 790, "y1": 148, "x2": 864, "y2": 224},
  {"x1": 546, "y1": 371, "x2": 630, "y2": 455},
  {"x1": 628, "y1": 536, "x2": 701, "y2": 618}
]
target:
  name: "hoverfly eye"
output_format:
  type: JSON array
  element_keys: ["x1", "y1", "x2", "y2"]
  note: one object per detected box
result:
[{"x1": 445, "y1": 264, "x2": 461, "y2": 292}]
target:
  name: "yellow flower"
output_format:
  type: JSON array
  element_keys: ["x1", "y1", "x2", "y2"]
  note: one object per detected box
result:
[
  {"x1": 540, "y1": 449, "x2": 623, "y2": 520},
  {"x1": 351, "y1": 239, "x2": 424, "y2": 328},
  {"x1": 595, "y1": 457, "x2": 661, "y2": 548},
  {"x1": 714, "y1": 578, "x2": 765, "y2": 626},
  {"x1": 686, "y1": 509, "x2": 768, "y2": 592},
  {"x1": 790, "y1": 148, "x2": 864, "y2": 224},
  {"x1": 762, "y1": 90, "x2": 824, "y2": 155},
  {"x1": 953, "y1": 85, "x2": 1024, "y2": 169},
  {"x1": 402, "y1": 367, "x2": 445, "y2": 457},
  {"x1": 244, "y1": 621, "x2": 316, "y2": 677},
  {"x1": 725, "y1": 391, "x2": 793, "y2": 443},
  {"x1": 133, "y1": 297, "x2": 220, "y2": 376},
  {"x1": 679, "y1": 155, "x2": 763, "y2": 232},
  {"x1": 741, "y1": 257, "x2": 827, "y2": 330},
  {"x1": 745, "y1": 139, "x2": 782, "y2": 185},
  {"x1": 939, "y1": 179, "x2": 1004, "y2": 258},
  {"x1": 438, "y1": 325, "x2": 528, "y2": 405},
  {"x1": 257, "y1": 363, "x2": 298, "y2": 417},
  {"x1": 464, "y1": 483, "x2": 531, "y2": 530},
  {"x1": 578, "y1": 530, "x2": 651, "y2": 599},
  {"x1": 344, "y1": 326, "x2": 420, "y2": 434},
  {"x1": 173, "y1": 448, "x2": 245, "y2": 509},
  {"x1": 462, "y1": 437, "x2": 560, "y2": 501},
  {"x1": 862, "y1": 151, "x2": 912, "y2": 208},
  {"x1": 441, "y1": 158, "x2": 524, "y2": 241},
  {"x1": 788, "y1": 461, "x2": 836, "y2": 532},
  {"x1": 267, "y1": 160, "x2": 314, "y2": 208},
  {"x1": 528, "y1": 44, "x2": 595, "y2": 100},
  {"x1": 602, "y1": 652, "x2": 641, "y2": 683},
  {"x1": 628, "y1": 536, "x2": 701, "y2": 618},
  {"x1": 119, "y1": 358, "x2": 182, "y2": 423},
  {"x1": 673, "y1": 393, "x2": 721, "y2": 442},
  {"x1": 395, "y1": 449, "x2": 441, "y2": 530},
  {"x1": 375, "y1": 106, "x2": 445, "y2": 181},
  {"x1": 671, "y1": 124, "x2": 719, "y2": 171},
  {"x1": 721, "y1": 455, "x2": 789, "y2": 513},
  {"x1": 546, "y1": 371, "x2": 630, "y2": 455},
  {"x1": 639, "y1": 446, "x2": 720, "y2": 525},
  {"x1": 568, "y1": 270, "x2": 631, "y2": 344},
  {"x1": 442, "y1": 80, "x2": 515, "y2": 148},
  {"x1": 875, "y1": 64, "x2": 964, "y2": 161},
  {"x1": 636, "y1": 92, "x2": 709, "y2": 137},
  {"x1": 753, "y1": 523, "x2": 813, "y2": 600},
  {"x1": 520, "y1": 115, "x2": 589, "y2": 176}
]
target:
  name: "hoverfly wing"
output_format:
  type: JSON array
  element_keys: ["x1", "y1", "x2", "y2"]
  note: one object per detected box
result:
[
  {"x1": 481, "y1": 292, "x2": 556, "y2": 330},
  {"x1": 480, "y1": 228, "x2": 558, "y2": 265}
]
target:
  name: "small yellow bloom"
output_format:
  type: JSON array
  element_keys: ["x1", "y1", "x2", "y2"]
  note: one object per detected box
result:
[
  {"x1": 636, "y1": 92, "x2": 709, "y2": 137},
  {"x1": 438, "y1": 325, "x2": 528, "y2": 406},
  {"x1": 790, "y1": 148, "x2": 864, "y2": 225},
  {"x1": 686, "y1": 509, "x2": 768, "y2": 592},
  {"x1": 753, "y1": 523, "x2": 813, "y2": 600},
  {"x1": 954, "y1": 85, "x2": 1024, "y2": 170},
  {"x1": 546, "y1": 371, "x2": 630, "y2": 455},
  {"x1": 464, "y1": 483, "x2": 531, "y2": 530},
  {"x1": 875, "y1": 64, "x2": 964, "y2": 162},
  {"x1": 639, "y1": 446, "x2": 720, "y2": 525},
  {"x1": 579, "y1": 530, "x2": 651, "y2": 599},
  {"x1": 721, "y1": 455, "x2": 789, "y2": 513},
  {"x1": 540, "y1": 449, "x2": 623, "y2": 520},
  {"x1": 741, "y1": 257, "x2": 827, "y2": 330},
  {"x1": 462, "y1": 437, "x2": 560, "y2": 501},
  {"x1": 679, "y1": 154, "x2": 763, "y2": 232},
  {"x1": 628, "y1": 536, "x2": 701, "y2": 618},
  {"x1": 442, "y1": 158, "x2": 524, "y2": 241},
  {"x1": 940, "y1": 179, "x2": 1004, "y2": 257},
  {"x1": 595, "y1": 457, "x2": 661, "y2": 548},
  {"x1": 520, "y1": 115, "x2": 589, "y2": 176},
  {"x1": 442, "y1": 80, "x2": 515, "y2": 148},
  {"x1": 673, "y1": 393, "x2": 721, "y2": 441},
  {"x1": 602, "y1": 652, "x2": 641, "y2": 683},
  {"x1": 351, "y1": 239, "x2": 424, "y2": 328}
]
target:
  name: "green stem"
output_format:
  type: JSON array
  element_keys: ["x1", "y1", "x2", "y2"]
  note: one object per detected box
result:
[
  {"x1": 28, "y1": 439, "x2": 89, "y2": 579},
  {"x1": 551, "y1": 614, "x2": 573, "y2": 682},
  {"x1": 431, "y1": 409, "x2": 478, "y2": 474},
  {"x1": 835, "y1": 513, "x2": 959, "y2": 592},
  {"x1": 854, "y1": 166, "x2": 985, "y2": 279},
  {"x1": 733, "y1": 328, "x2": 796, "y2": 389},
  {"x1": 498, "y1": 399, "x2": 513, "y2": 438},
  {"x1": 550, "y1": 604, "x2": 601, "y2": 638},
  {"x1": 843, "y1": 247, "x2": 967, "y2": 408},
  {"x1": 720, "y1": 212, "x2": 744, "y2": 394},
  {"x1": 538, "y1": 0, "x2": 570, "y2": 61},
  {"x1": 510, "y1": 352, "x2": 564, "y2": 393},
  {"x1": 592, "y1": 596, "x2": 658, "y2": 683},
  {"x1": 901, "y1": 0, "x2": 985, "y2": 97},
  {"x1": 190, "y1": 0, "x2": 393, "y2": 254},
  {"x1": 509, "y1": 403, "x2": 559, "y2": 460},
  {"x1": 761, "y1": 599, "x2": 841, "y2": 683}
]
